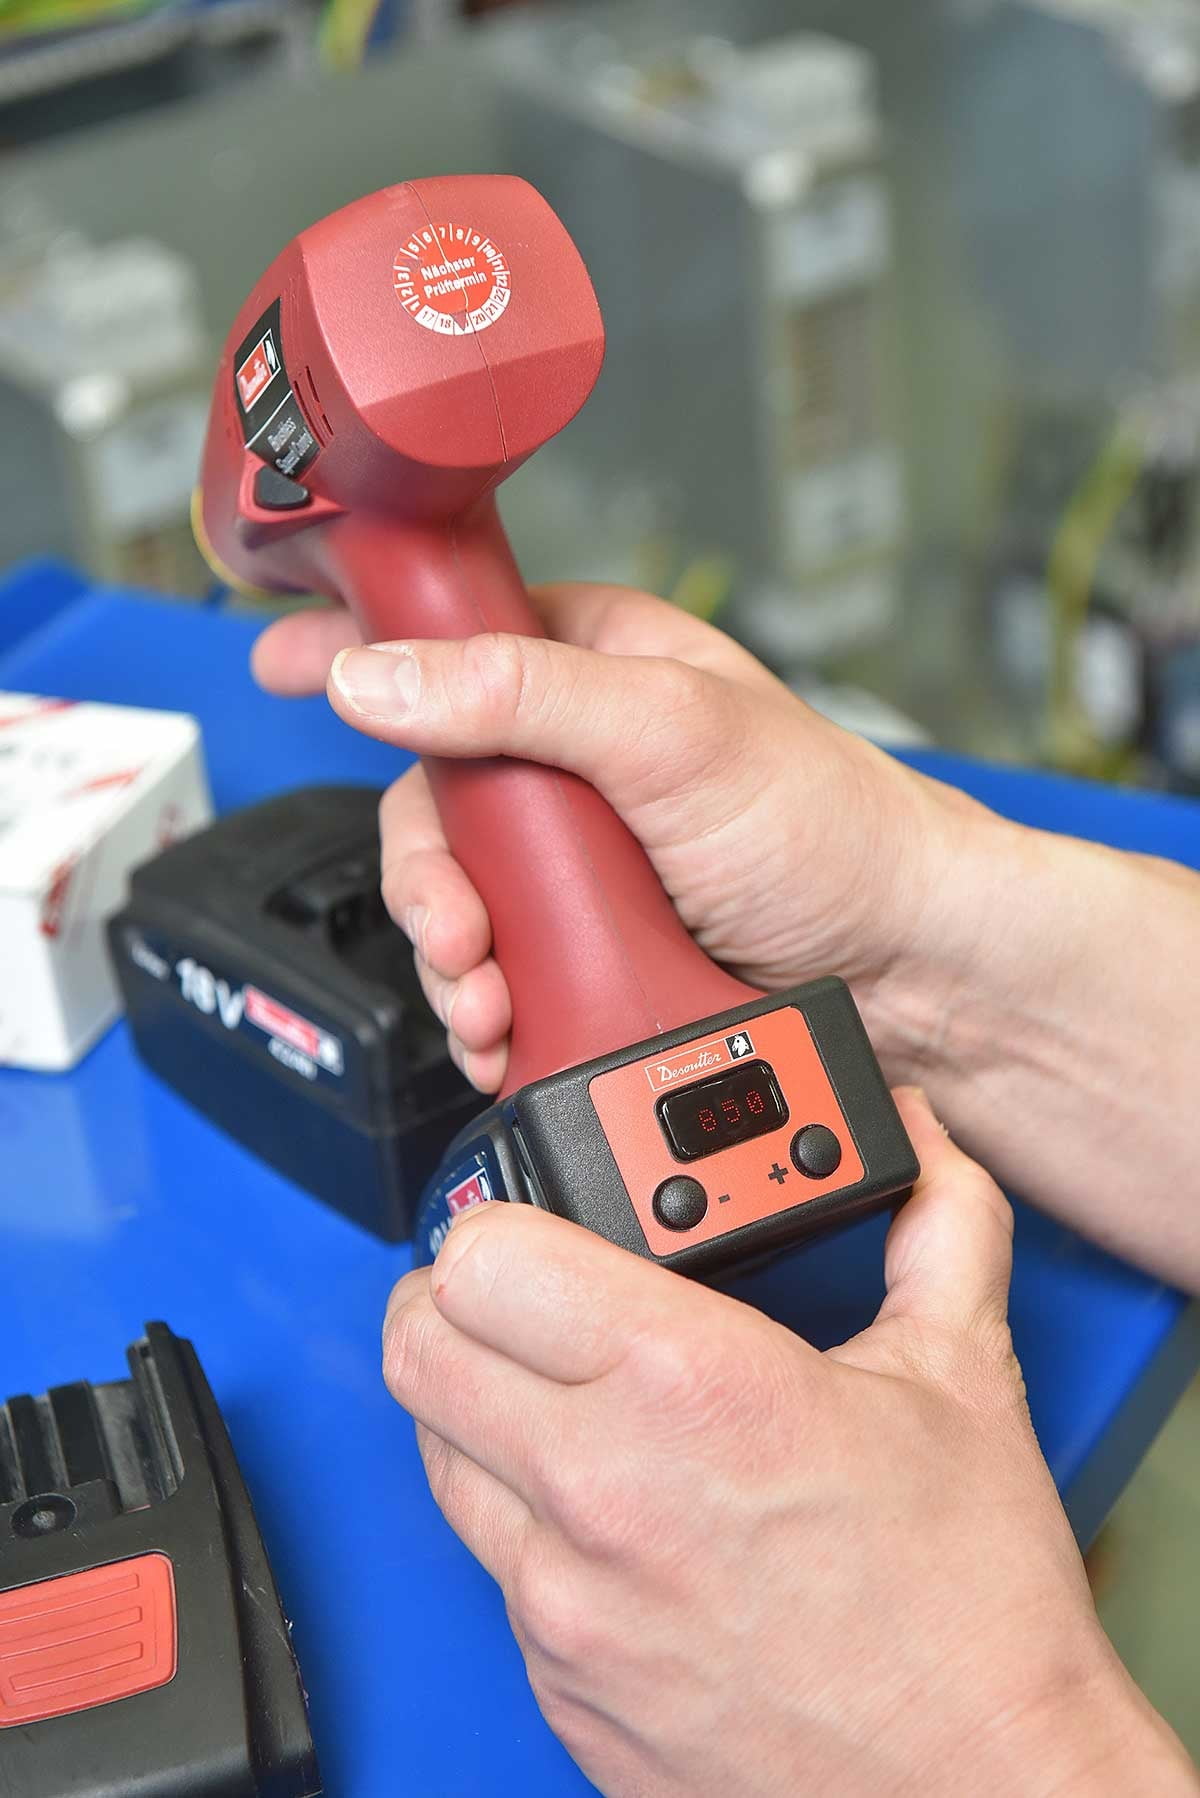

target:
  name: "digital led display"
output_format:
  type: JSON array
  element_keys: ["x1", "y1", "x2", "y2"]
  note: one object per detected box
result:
[{"x1": 657, "y1": 1060, "x2": 787, "y2": 1162}]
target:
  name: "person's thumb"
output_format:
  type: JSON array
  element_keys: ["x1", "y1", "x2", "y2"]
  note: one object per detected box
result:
[
  {"x1": 873, "y1": 1087, "x2": 1015, "y2": 1350},
  {"x1": 326, "y1": 631, "x2": 752, "y2": 815}
]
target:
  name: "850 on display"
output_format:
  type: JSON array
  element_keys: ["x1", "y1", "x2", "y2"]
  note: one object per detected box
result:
[{"x1": 415, "y1": 977, "x2": 918, "y2": 1280}]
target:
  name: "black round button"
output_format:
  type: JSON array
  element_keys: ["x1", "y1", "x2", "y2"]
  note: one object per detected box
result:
[
  {"x1": 790, "y1": 1125, "x2": 842, "y2": 1180},
  {"x1": 652, "y1": 1176, "x2": 709, "y2": 1232}
]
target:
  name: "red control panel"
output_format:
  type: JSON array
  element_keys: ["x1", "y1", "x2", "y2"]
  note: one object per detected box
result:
[{"x1": 588, "y1": 1006, "x2": 864, "y2": 1260}]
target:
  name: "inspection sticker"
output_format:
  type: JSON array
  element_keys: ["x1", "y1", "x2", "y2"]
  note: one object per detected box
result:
[{"x1": 393, "y1": 222, "x2": 511, "y2": 336}]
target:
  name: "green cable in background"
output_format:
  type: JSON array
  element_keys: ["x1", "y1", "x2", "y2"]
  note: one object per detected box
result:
[
  {"x1": 316, "y1": 0, "x2": 382, "y2": 71},
  {"x1": 1045, "y1": 419, "x2": 1144, "y2": 774},
  {"x1": 0, "y1": 0, "x2": 160, "y2": 38}
]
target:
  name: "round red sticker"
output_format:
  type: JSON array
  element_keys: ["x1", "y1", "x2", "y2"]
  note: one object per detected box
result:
[{"x1": 392, "y1": 222, "x2": 512, "y2": 336}]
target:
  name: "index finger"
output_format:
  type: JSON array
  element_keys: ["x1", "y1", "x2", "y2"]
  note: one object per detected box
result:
[
  {"x1": 428, "y1": 1201, "x2": 820, "y2": 1387},
  {"x1": 251, "y1": 603, "x2": 362, "y2": 696}
]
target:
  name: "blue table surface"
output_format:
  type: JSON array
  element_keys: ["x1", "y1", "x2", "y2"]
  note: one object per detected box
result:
[{"x1": 2, "y1": 574, "x2": 1200, "y2": 1798}]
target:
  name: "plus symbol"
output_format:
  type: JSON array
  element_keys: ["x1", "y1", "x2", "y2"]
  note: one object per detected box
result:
[{"x1": 768, "y1": 1162, "x2": 788, "y2": 1185}]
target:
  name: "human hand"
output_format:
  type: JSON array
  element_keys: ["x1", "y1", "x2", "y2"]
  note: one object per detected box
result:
[
  {"x1": 255, "y1": 583, "x2": 980, "y2": 1093},
  {"x1": 381, "y1": 1088, "x2": 1195, "y2": 1796},
  {"x1": 255, "y1": 583, "x2": 1200, "y2": 1293}
]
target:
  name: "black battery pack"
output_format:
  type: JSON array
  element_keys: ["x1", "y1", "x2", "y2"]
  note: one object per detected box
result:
[
  {"x1": 108, "y1": 785, "x2": 484, "y2": 1241},
  {"x1": 0, "y1": 1323, "x2": 320, "y2": 1798}
]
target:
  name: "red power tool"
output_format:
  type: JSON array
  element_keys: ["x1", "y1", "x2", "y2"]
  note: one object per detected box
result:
[{"x1": 196, "y1": 175, "x2": 917, "y2": 1277}]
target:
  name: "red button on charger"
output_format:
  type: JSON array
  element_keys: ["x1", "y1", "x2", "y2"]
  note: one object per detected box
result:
[{"x1": 0, "y1": 1552, "x2": 177, "y2": 1728}]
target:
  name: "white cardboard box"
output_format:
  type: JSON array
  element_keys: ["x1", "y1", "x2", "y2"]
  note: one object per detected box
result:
[{"x1": 0, "y1": 692, "x2": 212, "y2": 1070}]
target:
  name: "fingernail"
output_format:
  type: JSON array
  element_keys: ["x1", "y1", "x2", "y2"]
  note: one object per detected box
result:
[
  {"x1": 911, "y1": 1085, "x2": 950, "y2": 1136},
  {"x1": 403, "y1": 905, "x2": 429, "y2": 957},
  {"x1": 447, "y1": 1197, "x2": 499, "y2": 1233},
  {"x1": 449, "y1": 1038, "x2": 480, "y2": 1090},
  {"x1": 332, "y1": 644, "x2": 421, "y2": 718}
]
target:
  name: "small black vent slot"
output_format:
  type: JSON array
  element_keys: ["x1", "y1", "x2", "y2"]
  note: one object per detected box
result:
[{"x1": 303, "y1": 366, "x2": 333, "y2": 439}]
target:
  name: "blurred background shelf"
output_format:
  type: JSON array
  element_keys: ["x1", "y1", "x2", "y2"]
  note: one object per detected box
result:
[
  {"x1": 0, "y1": 0, "x2": 332, "y2": 138},
  {"x1": 6, "y1": 0, "x2": 1200, "y2": 787}
]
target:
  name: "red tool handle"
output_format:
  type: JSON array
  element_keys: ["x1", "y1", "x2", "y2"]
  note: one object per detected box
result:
[{"x1": 323, "y1": 496, "x2": 754, "y2": 1096}]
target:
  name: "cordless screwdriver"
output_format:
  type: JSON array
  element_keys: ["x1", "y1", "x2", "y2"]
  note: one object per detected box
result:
[{"x1": 195, "y1": 175, "x2": 917, "y2": 1276}]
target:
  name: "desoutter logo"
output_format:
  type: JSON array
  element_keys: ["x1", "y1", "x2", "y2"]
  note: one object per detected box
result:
[
  {"x1": 393, "y1": 222, "x2": 511, "y2": 336},
  {"x1": 644, "y1": 1030, "x2": 756, "y2": 1092}
]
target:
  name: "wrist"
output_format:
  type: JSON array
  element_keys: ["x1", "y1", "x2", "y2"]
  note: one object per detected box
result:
[
  {"x1": 853, "y1": 768, "x2": 1032, "y2": 1086},
  {"x1": 901, "y1": 1609, "x2": 1198, "y2": 1798},
  {"x1": 969, "y1": 1647, "x2": 1199, "y2": 1797},
  {"x1": 861, "y1": 768, "x2": 1200, "y2": 1285},
  {"x1": 858, "y1": 771, "x2": 1124, "y2": 1095}
]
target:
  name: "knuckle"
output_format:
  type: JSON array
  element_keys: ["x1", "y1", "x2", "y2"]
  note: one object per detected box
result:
[
  {"x1": 633, "y1": 1330, "x2": 737, "y2": 1409},
  {"x1": 624, "y1": 1329, "x2": 695, "y2": 1405},
  {"x1": 415, "y1": 1423, "x2": 451, "y2": 1488},
  {"x1": 459, "y1": 632, "x2": 535, "y2": 729},
  {"x1": 526, "y1": 1675, "x2": 578, "y2": 1748},
  {"x1": 378, "y1": 844, "x2": 437, "y2": 937},
  {"x1": 381, "y1": 1296, "x2": 438, "y2": 1403},
  {"x1": 525, "y1": 1669, "x2": 607, "y2": 1770},
  {"x1": 537, "y1": 1455, "x2": 588, "y2": 1527},
  {"x1": 385, "y1": 1267, "x2": 424, "y2": 1309},
  {"x1": 625, "y1": 1326, "x2": 744, "y2": 1430},
  {"x1": 639, "y1": 662, "x2": 748, "y2": 799},
  {"x1": 651, "y1": 659, "x2": 712, "y2": 747},
  {"x1": 510, "y1": 1554, "x2": 597, "y2": 1665},
  {"x1": 419, "y1": 1429, "x2": 469, "y2": 1518},
  {"x1": 658, "y1": 655, "x2": 709, "y2": 711},
  {"x1": 540, "y1": 1458, "x2": 636, "y2": 1557}
]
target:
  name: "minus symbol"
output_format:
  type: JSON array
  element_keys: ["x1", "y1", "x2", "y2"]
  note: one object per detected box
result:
[{"x1": 717, "y1": 1193, "x2": 732, "y2": 1204}]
